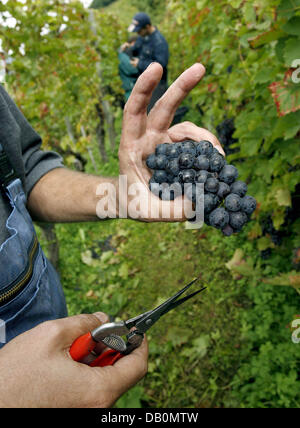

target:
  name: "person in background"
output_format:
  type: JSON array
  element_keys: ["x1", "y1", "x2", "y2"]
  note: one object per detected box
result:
[
  {"x1": 118, "y1": 34, "x2": 139, "y2": 102},
  {"x1": 128, "y1": 12, "x2": 169, "y2": 112}
]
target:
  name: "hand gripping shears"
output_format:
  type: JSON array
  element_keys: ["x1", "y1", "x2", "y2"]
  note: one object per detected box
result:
[{"x1": 70, "y1": 277, "x2": 206, "y2": 367}]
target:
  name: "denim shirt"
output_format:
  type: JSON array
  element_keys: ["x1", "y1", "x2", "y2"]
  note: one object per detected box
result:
[{"x1": 0, "y1": 85, "x2": 64, "y2": 244}]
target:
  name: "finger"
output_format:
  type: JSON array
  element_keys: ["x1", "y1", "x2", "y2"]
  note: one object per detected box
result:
[
  {"x1": 148, "y1": 63, "x2": 206, "y2": 132},
  {"x1": 121, "y1": 63, "x2": 163, "y2": 141},
  {"x1": 168, "y1": 121, "x2": 225, "y2": 156},
  {"x1": 94, "y1": 336, "x2": 149, "y2": 400},
  {"x1": 53, "y1": 312, "x2": 109, "y2": 348}
]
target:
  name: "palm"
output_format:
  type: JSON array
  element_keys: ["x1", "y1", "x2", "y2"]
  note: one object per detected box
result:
[{"x1": 119, "y1": 63, "x2": 224, "y2": 221}]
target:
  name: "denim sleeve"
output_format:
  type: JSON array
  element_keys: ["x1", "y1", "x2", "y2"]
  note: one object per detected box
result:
[{"x1": 0, "y1": 85, "x2": 64, "y2": 195}]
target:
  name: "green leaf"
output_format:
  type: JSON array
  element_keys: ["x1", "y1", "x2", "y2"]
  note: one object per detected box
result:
[
  {"x1": 81, "y1": 250, "x2": 96, "y2": 266},
  {"x1": 253, "y1": 67, "x2": 275, "y2": 84},
  {"x1": 191, "y1": 335, "x2": 210, "y2": 358},
  {"x1": 249, "y1": 28, "x2": 286, "y2": 48},
  {"x1": 181, "y1": 335, "x2": 210, "y2": 359},
  {"x1": 271, "y1": 111, "x2": 300, "y2": 140},
  {"x1": 115, "y1": 386, "x2": 144, "y2": 408},
  {"x1": 243, "y1": 3, "x2": 256, "y2": 24},
  {"x1": 165, "y1": 327, "x2": 190, "y2": 347},
  {"x1": 262, "y1": 271, "x2": 300, "y2": 289},
  {"x1": 273, "y1": 209, "x2": 286, "y2": 229},
  {"x1": 225, "y1": 249, "x2": 244, "y2": 271},
  {"x1": 283, "y1": 37, "x2": 300, "y2": 66},
  {"x1": 283, "y1": 17, "x2": 300, "y2": 37},
  {"x1": 275, "y1": 188, "x2": 292, "y2": 207},
  {"x1": 118, "y1": 262, "x2": 129, "y2": 279},
  {"x1": 257, "y1": 237, "x2": 272, "y2": 251},
  {"x1": 100, "y1": 250, "x2": 114, "y2": 263},
  {"x1": 228, "y1": 0, "x2": 244, "y2": 9}
]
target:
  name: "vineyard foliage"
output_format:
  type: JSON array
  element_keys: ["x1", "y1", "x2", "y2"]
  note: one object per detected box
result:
[
  {"x1": 1, "y1": 0, "x2": 299, "y2": 266},
  {"x1": 0, "y1": 0, "x2": 125, "y2": 165},
  {"x1": 163, "y1": 0, "x2": 300, "y2": 274},
  {"x1": 0, "y1": 0, "x2": 299, "y2": 408}
]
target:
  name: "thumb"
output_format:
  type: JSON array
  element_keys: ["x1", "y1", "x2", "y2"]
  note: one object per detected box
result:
[{"x1": 56, "y1": 312, "x2": 109, "y2": 347}]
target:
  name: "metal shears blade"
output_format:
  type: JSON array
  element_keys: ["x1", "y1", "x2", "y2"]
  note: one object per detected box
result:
[{"x1": 70, "y1": 277, "x2": 206, "y2": 367}]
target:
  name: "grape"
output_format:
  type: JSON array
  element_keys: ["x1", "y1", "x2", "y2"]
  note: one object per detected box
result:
[
  {"x1": 217, "y1": 182, "x2": 230, "y2": 199},
  {"x1": 168, "y1": 144, "x2": 181, "y2": 159},
  {"x1": 229, "y1": 211, "x2": 248, "y2": 230},
  {"x1": 209, "y1": 153, "x2": 225, "y2": 172},
  {"x1": 153, "y1": 170, "x2": 168, "y2": 183},
  {"x1": 219, "y1": 165, "x2": 238, "y2": 184},
  {"x1": 225, "y1": 194, "x2": 242, "y2": 212},
  {"x1": 205, "y1": 177, "x2": 219, "y2": 193},
  {"x1": 240, "y1": 195, "x2": 257, "y2": 215},
  {"x1": 185, "y1": 183, "x2": 196, "y2": 203},
  {"x1": 195, "y1": 170, "x2": 209, "y2": 183},
  {"x1": 204, "y1": 193, "x2": 216, "y2": 214},
  {"x1": 155, "y1": 143, "x2": 170, "y2": 156},
  {"x1": 209, "y1": 208, "x2": 230, "y2": 229},
  {"x1": 178, "y1": 153, "x2": 195, "y2": 169},
  {"x1": 179, "y1": 169, "x2": 196, "y2": 184},
  {"x1": 149, "y1": 176, "x2": 156, "y2": 188},
  {"x1": 216, "y1": 118, "x2": 238, "y2": 156},
  {"x1": 180, "y1": 140, "x2": 196, "y2": 155},
  {"x1": 155, "y1": 154, "x2": 168, "y2": 169},
  {"x1": 222, "y1": 224, "x2": 234, "y2": 236},
  {"x1": 166, "y1": 173, "x2": 174, "y2": 183},
  {"x1": 196, "y1": 140, "x2": 214, "y2": 157},
  {"x1": 166, "y1": 158, "x2": 180, "y2": 175},
  {"x1": 208, "y1": 172, "x2": 219, "y2": 179},
  {"x1": 194, "y1": 155, "x2": 210, "y2": 170},
  {"x1": 146, "y1": 154, "x2": 157, "y2": 170},
  {"x1": 261, "y1": 248, "x2": 272, "y2": 260},
  {"x1": 230, "y1": 181, "x2": 248, "y2": 197},
  {"x1": 212, "y1": 147, "x2": 221, "y2": 156},
  {"x1": 160, "y1": 183, "x2": 182, "y2": 201}
]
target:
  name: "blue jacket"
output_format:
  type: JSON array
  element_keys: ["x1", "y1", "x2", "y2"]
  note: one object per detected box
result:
[{"x1": 133, "y1": 28, "x2": 169, "y2": 82}]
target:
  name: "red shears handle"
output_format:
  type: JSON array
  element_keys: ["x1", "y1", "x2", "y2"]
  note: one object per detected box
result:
[{"x1": 70, "y1": 332, "x2": 124, "y2": 367}]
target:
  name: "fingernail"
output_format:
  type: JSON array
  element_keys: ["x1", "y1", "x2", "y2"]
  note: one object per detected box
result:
[
  {"x1": 93, "y1": 311, "x2": 109, "y2": 323},
  {"x1": 147, "y1": 62, "x2": 157, "y2": 68}
]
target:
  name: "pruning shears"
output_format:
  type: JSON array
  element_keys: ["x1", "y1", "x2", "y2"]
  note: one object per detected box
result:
[{"x1": 70, "y1": 277, "x2": 206, "y2": 367}]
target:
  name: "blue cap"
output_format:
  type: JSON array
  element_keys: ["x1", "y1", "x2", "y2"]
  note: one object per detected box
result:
[{"x1": 128, "y1": 12, "x2": 151, "y2": 32}]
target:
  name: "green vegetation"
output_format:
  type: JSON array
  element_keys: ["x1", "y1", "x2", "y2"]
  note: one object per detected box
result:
[
  {"x1": 90, "y1": 0, "x2": 117, "y2": 9},
  {"x1": 1, "y1": 0, "x2": 299, "y2": 408}
]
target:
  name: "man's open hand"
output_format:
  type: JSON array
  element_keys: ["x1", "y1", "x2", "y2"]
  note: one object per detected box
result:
[{"x1": 119, "y1": 62, "x2": 224, "y2": 222}]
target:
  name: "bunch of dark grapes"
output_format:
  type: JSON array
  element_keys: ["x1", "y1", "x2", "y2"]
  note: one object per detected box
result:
[
  {"x1": 261, "y1": 216, "x2": 283, "y2": 246},
  {"x1": 146, "y1": 140, "x2": 257, "y2": 236},
  {"x1": 216, "y1": 118, "x2": 238, "y2": 156}
]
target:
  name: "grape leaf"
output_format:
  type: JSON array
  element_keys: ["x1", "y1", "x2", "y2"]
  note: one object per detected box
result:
[
  {"x1": 283, "y1": 37, "x2": 300, "y2": 66},
  {"x1": 269, "y1": 73, "x2": 300, "y2": 117},
  {"x1": 275, "y1": 188, "x2": 291, "y2": 207},
  {"x1": 283, "y1": 17, "x2": 300, "y2": 37}
]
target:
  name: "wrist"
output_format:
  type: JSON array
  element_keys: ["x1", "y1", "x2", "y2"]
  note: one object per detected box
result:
[{"x1": 95, "y1": 176, "x2": 120, "y2": 220}]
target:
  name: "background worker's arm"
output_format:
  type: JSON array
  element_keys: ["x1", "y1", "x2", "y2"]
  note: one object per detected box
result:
[{"x1": 118, "y1": 51, "x2": 139, "y2": 76}]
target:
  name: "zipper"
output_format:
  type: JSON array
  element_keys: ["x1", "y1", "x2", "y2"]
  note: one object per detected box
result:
[{"x1": 0, "y1": 235, "x2": 39, "y2": 306}]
